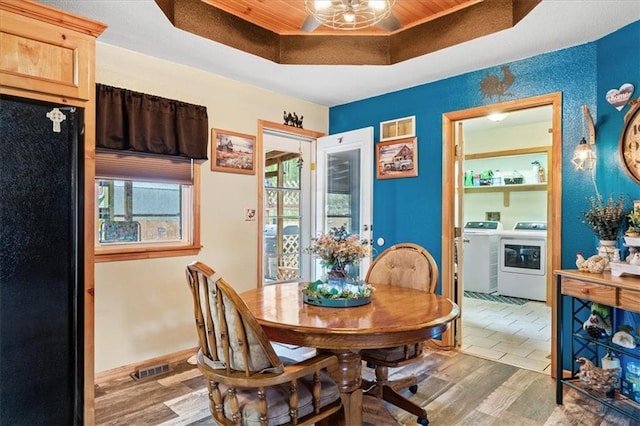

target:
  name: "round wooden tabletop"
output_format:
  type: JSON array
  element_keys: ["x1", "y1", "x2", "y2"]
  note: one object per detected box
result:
[{"x1": 240, "y1": 282, "x2": 460, "y2": 350}]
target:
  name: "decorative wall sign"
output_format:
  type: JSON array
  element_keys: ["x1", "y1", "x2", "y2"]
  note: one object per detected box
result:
[
  {"x1": 479, "y1": 65, "x2": 515, "y2": 101},
  {"x1": 211, "y1": 128, "x2": 256, "y2": 174},
  {"x1": 606, "y1": 83, "x2": 634, "y2": 111}
]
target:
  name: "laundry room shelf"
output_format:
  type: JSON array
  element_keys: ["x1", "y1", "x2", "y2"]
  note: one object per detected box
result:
[{"x1": 464, "y1": 183, "x2": 547, "y2": 206}]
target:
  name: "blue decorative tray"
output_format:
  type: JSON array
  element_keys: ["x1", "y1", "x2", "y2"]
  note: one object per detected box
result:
[{"x1": 303, "y1": 294, "x2": 371, "y2": 307}]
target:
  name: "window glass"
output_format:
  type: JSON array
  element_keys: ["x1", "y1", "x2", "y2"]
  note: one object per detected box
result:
[
  {"x1": 94, "y1": 149, "x2": 200, "y2": 261},
  {"x1": 97, "y1": 180, "x2": 190, "y2": 244}
]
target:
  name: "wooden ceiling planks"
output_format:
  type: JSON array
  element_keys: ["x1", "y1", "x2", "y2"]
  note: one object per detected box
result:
[{"x1": 200, "y1": 0, "x2": 480, "y2": 35}]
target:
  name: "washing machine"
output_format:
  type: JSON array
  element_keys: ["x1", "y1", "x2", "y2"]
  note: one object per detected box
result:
[
  {"x1": 497, "y1": 221, "x2": 547, "y2": 301},
  {"x1": 462, "y1": 220, "x2": 502, "y2": 294}
]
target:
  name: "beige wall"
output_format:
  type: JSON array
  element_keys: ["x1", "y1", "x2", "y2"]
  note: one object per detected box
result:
[{"x1": 94, "y1": 43, "x2": 328, "y2": 373}]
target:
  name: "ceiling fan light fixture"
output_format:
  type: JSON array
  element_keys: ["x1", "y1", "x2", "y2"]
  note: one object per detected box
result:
[{"x1": 305, "y1": 0, "x2": 395, "y2": 30}]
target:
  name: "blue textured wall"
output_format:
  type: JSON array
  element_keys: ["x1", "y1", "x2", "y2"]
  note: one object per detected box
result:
[
  {"x1": 329, "y1": 21, "x2": 639, "y2": 271},
  {"x1": 595, "y1": 22, "x2": 640, "y2": 207},
  {"x1": 329, "y1": 21, "x2": 639, "y2": 370}
]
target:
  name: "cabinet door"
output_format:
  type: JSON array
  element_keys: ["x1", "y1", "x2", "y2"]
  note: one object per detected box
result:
[{"x1": 0, "y1": 10, "x2": 93, "y2": 100}]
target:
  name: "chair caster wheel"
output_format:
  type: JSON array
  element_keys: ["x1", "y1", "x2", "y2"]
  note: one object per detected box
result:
[
  {"x1": 417, "y1": 417, "x2": 429, "y2": 426},
  {"x1": 409, "y1": 384, "x2": 418, "y2": 394}
]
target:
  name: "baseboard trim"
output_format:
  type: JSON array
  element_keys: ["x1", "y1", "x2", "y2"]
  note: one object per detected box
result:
[{"x1": 95, "y1": 347, "x2": 198, "y2": 385}]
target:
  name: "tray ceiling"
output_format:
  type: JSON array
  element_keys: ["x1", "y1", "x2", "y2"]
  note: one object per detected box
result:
[{"x1": 155, "y1": 0, "x2": 541, "y2": 65}]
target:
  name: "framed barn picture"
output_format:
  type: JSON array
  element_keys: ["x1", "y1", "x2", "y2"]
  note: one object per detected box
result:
[
  {"x1": 376, "y1": 137, "x2": 418, "y2": 179},
  {"x1": 211, "y1": 128, "x2": 256, "y2": 174}
]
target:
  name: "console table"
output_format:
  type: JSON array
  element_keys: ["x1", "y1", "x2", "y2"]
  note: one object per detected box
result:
[{"x1": 555, "y1": 269, "x2": 640, "y2": 421}]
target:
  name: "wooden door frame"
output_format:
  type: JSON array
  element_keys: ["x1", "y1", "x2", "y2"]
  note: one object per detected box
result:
[
  {"x1": 440, "y1": 92, "x2": 562, "y2": 378},
  {"x1": 256, "y1": 121, "x2": 325, "y2": 287}
]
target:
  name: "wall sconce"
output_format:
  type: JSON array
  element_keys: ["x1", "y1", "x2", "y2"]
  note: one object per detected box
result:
[{"x1": 571, "y1": 105, "x2": 596, "y2": 171}]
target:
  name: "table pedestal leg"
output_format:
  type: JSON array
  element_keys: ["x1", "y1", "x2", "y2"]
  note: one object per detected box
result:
[{"x1": 324, "y1": 350, "x2": 362, "y2": 426}]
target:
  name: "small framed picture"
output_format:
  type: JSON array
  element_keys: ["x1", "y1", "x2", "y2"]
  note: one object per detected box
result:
[
  {"x1": 211, "y1": 128, "x2": 256, "y2": 175},
  {"x1": 376, "y1": 137, "x2": 418, "y2": 179}
]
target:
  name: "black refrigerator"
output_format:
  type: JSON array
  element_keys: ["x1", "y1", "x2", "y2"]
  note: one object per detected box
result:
[{"x1": 0, "y1": 95, "x2": 84, "y2": 424}]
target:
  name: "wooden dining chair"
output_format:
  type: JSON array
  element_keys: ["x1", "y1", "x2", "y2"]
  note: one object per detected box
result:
[
  {"x1": 185, "y1": 261, "x2": 342, "y2": 425},
  {"x1": 360, "y1": 243, "x2": 439, "y2": 426}
]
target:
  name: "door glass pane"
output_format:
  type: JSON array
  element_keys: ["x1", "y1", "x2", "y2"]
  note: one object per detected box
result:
[
  {"x1": 326, "y1": 149, "x2": 360, "y2": 233},
  {"x1": 264, "y1": 151, "x2": 302, "y2": 283},
  {"x1": 325, "y1": 149, "x2": 362, "y2": 276}
]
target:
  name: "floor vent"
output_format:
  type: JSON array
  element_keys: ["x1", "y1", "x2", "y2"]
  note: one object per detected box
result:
[{"x1": 132, "y1": 363, "x2": 171, "y2": 381}]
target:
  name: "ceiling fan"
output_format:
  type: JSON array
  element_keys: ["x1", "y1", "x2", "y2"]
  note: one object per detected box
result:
[{"x1": 301, "y1": 0, "x2": 402, "y2": 32}]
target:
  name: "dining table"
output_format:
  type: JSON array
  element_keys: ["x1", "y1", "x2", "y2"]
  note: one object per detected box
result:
[{"x1": 240, "y1": 282, "x2": 460, "y2": 426}]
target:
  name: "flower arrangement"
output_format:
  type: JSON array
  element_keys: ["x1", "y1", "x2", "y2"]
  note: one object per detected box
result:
[
  {"x1": 302, "y1": 225, "x2": 372, "y2": 301},
  {"x1": 303, "y1": 225, "x2": 369, "y2": 273},
  {"x1": 581, "y1": 194, "x2": 626, "y2": 241}
]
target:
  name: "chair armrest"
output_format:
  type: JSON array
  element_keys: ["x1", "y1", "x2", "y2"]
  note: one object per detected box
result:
[{"x1": 198, "y1": 352, "x2": 338, "y2": 388}]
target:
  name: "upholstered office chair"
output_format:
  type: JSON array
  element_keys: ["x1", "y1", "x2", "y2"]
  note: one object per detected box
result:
[
  {"x1": 360, "y1": 243, "x2": 439, "y2": 426},
  {"x1": 185, "y1": 261, "x2": 342, "y2": 425}
]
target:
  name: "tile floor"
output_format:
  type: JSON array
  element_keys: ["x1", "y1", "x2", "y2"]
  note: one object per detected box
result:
[{"x1": 460, "y1": 296, "x2": 552, "y2": 374}]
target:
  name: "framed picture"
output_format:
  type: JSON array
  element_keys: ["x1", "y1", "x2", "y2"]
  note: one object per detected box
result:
[
  {"x1": 211, "y1": 128, "x2": 256, "y2": 174},
  {"x1": 376, "y1": 137, "x2": 418, "y2": 179}
]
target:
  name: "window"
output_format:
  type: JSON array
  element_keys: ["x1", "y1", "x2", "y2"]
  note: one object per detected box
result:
[{"x1": 95, "y1": 149, "x2": 201, "y2": 261}]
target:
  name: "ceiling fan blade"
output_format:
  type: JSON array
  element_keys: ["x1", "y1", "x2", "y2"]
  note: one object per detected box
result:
[
  {"x1": 301, "y1": 15, "x2": 321, "y2": 32},
  {"x1": 376, "y1": 14, "x2": 401, "y2": 32}
]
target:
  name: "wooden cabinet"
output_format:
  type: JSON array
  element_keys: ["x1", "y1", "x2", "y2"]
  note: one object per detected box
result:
[
  {"x1": 0, "y1": 0, "x2": 105, "y2": 101},
  {"x1": 555, "y1": 270, "x2": 640, "y2": 421},
  {"x1": 0, "y1": 1, "x2": 105, "y2": 424}
]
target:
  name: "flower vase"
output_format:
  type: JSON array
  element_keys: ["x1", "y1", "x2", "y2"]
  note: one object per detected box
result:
[
  {"x1": 327, "y1": 266, "x2": 347, "y2": 291},
  {"x1": 598, "y1": 240, "x2": 618, "y2": 271}
]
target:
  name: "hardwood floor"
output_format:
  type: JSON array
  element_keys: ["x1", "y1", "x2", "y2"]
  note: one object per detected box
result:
[{"x1": 95, "y1": 348, "x2": 638, "y2": 425}]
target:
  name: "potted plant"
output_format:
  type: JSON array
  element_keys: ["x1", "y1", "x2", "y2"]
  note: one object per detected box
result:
[
  {"x1": 626, "y1": 205, "x2": 640, "y2": 237},
  {"x1": 624, "y1": 204, "x2": 640, "y2": 248},
  {"x1": 581, "y1": 194, "x2": 626, "y2": 242}
]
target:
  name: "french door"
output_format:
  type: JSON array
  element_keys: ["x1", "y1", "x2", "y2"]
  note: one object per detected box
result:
[{"x1": 315, "y1": 127, "x2": 374, "y2": 281}]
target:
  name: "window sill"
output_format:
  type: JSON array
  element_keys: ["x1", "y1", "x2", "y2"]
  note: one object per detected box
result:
[{"x1": 95, "y1": 243, "x2": 202, "y2": 262}]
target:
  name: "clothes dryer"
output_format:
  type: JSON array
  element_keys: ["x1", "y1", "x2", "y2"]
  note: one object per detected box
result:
[{"x1": 497, "y1": 221, "x2": 547, "y2": 301}]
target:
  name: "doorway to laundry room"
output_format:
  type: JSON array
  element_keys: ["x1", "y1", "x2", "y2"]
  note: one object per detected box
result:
[{"x1": 441, "y1": 93, "x2": 562, "y2": 376}]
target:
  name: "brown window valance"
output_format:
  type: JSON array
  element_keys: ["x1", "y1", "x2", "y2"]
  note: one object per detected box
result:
[{"x1": 96, "y1": 84, "x2": 209, "y2": 159}]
